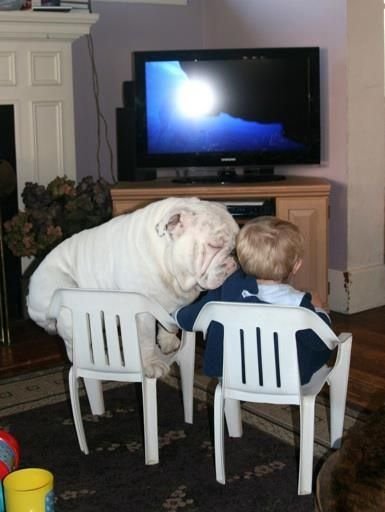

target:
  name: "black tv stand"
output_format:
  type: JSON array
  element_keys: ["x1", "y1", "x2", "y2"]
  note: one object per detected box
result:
[{"x1": 172, "y1": 168, "x2": 286, "y2": 185}]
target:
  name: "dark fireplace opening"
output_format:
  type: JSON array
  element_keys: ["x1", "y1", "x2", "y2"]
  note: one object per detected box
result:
[{"x1": 0, "y1": 105, "x2": 23, "y2": 326}]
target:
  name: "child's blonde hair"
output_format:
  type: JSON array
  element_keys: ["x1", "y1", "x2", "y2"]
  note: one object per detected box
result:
[{"x1": 236, "y1": 216, "x2": 304, "y2": 282}]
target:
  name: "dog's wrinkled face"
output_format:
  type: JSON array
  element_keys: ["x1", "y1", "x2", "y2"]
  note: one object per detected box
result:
[{"x1": 157, "y1": 201, "x2": 239, "y2": 292}]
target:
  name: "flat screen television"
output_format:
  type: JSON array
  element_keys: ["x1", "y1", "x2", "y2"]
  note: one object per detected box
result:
[{"x1": 133, "y1": 47, "x2": 320, "y2": 183}]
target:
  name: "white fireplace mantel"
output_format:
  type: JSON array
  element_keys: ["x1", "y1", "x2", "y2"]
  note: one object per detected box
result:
[
  {"x1": 0, "y1": 11, "x2": 99, "y2": 41},
  {"x1": 0, "y1": 10, "x2": 99, "y2": 210}
]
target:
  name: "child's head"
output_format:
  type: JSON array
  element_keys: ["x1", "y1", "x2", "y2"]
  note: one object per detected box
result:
[{"x1": 236, "y1": 216, "x2": 304, "y2": 282}]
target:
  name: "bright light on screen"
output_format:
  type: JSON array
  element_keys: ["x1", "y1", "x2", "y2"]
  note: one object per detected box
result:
[{"x1": 176, "y1": 79, "x2": 217, "y2": 118}]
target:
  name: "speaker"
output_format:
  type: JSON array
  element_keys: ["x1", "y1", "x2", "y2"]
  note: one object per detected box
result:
[
  {"x1": 116, "y1": 107, "x2": 137, "y2": 181},
  {"x1": 122, "y1": 81, "x2": 134, "y2": 108},
  {"x1": 116, "y1": 81, "x2": 156, "y2": 182}
]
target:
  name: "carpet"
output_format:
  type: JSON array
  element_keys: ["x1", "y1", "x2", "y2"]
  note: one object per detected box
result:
[{"x1": 0, "y1": 361, "x2": 364, "y2": 512}]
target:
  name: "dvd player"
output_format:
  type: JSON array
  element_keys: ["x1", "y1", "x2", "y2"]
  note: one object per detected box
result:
[{"x1": 224, "y1": 199, "x2": 275, "y2": 218}]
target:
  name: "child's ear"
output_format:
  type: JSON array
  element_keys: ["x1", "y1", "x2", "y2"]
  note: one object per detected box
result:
[{"x1": 292, "y1": 258, "x2": 303, "y2": 275}]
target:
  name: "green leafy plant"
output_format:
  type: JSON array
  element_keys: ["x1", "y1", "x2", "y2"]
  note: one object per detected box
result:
[{"x1": 3, "y1": 176, "x2": 112, "y2": 258}]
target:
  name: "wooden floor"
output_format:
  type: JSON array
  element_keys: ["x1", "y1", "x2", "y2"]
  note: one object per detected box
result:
[
  {"x1": 0, "y1": 319, "x2": 66, "y2": 376},
  {"x1": 1, "y1": 306, "x2": 385, "y2": 413},
  {"x1": 331, "y1": 306, "x2": 385, "y2": 412}
]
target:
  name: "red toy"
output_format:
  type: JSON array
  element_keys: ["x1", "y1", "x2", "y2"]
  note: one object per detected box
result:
[{"x1": 0, "y1": 431, "x2": 20, "y2": 480}]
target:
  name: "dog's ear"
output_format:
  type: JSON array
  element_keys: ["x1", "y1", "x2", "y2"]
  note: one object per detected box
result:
[
  {"x1": 156, "y1": 210, "x2": 195, "y2": 239},
  {"x1": 155, "y1": 197, "x2": 202, "y2": 239},
  {"x1": 156, "y1": 213, "x2": 181, "y2": 237}
]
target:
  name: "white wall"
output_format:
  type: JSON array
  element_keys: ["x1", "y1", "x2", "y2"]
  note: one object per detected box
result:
[{"x1": 341, "y1": 0, "x2": 385, "y2": 312}]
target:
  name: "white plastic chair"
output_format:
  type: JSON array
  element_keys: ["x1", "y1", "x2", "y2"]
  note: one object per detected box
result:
[
  {"x1": 48, "y1": 288, "x2": 195, "y2": 465},
  {"x1": 192, "y1": 302, "x2": 352, "y2": 495}
]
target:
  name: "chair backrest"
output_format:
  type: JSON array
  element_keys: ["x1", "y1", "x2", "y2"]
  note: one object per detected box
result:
[
  {"x1": 193, "y1": 302, "x2": 340, "y2": 403},
  {"x1": 48, "y1": 288, "x2": 177, "y2": 380}
]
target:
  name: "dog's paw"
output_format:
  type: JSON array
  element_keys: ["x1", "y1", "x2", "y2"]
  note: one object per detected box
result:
[
  {"x1": 144, "y1": 359, "x2": 170, "y2": 379},
  {"x1": 157, "y1": 330, "x2": 181, "y2": 355}
]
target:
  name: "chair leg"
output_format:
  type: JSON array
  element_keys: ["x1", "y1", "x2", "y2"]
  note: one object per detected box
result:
[
  {"x1": 329, "y1": 375, "x2": 349, "y2": 448},
  {"x1": 328, "y1": 339, "x2": 352, "y2": 449},
  {"x1": 84, "y1": 378, "x2": 105, "y2": 415},
  {"x1": 224, "y1": 398, "x2": 243, "y2": 438},
  {"x1": 298, "y1": 396, "x2": 316, "y2": 495},
  {"x1": 214, "y1": 382, "x2": 226, "y2": 484},
  {"x1": 178, "y1": 331, "x2": 196, "y2": 424},
  {"x1": 142, "y1": 377, "x2": 159, "y2": 465},
  {"x1": 69, "y1": 369, "x2": 89, "y2": 454}
]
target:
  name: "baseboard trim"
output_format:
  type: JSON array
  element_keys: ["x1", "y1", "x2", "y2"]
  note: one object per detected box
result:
[{"x1": 328, "y1": 264, "x2": 385, "y2": 313}]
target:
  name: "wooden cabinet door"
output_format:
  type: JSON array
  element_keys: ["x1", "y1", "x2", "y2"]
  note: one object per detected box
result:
[{"x1": 276, "y1": 196, "x2": 329, "y2": 308}]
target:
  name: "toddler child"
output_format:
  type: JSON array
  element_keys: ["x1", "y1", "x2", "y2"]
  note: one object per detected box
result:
[{"x1": 175, "y1": 215, "x2": 334, "y2": 384}]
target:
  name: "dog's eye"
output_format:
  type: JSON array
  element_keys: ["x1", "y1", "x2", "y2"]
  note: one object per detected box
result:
[{"x1": 208, "y1": 243, "x2": 223, "y2": 250}]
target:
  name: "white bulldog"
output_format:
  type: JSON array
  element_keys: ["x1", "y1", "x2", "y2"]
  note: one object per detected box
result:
[{"x1": 27, "y1": 196, "x2": 239, "y2": 377}]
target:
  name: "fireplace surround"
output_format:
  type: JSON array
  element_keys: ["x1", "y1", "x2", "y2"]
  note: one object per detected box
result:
[{"x1": 0, "y1": 10, "x2": 98, "y2": 343}]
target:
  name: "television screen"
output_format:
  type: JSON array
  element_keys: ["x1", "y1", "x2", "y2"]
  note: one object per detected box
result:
[{"x1": 133, "y1": 47, "x2": 320, "y2": 182}]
